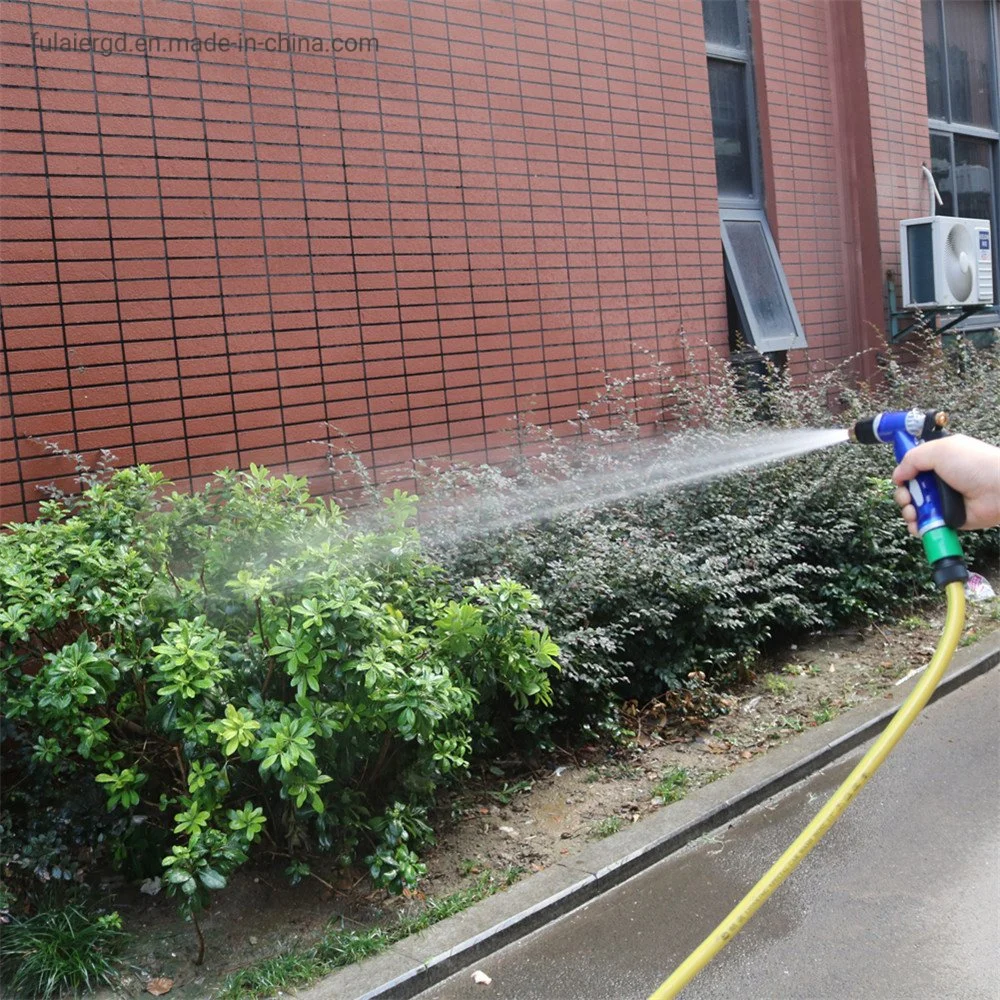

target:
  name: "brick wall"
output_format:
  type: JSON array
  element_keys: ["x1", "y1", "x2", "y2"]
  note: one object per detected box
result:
[
  {"x1": 754, "y1": 0, "x2": 895, "y2": 380},
  {"x1": 862, "y1": 0, "x2": 933, "y2": 309},
  {"x1": 1, "y1": 0, "x2": 735, "y2": 521},
  {"x1": 755, "y1": 0, "x2": 853, "y2": 375},
  {"x1": 1, "y1": 0, "x2": 927, "y2": 521}
]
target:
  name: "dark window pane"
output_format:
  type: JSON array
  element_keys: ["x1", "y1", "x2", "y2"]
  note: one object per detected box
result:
[
  {"x1": 943, "y1": 0, "x2": 995, "y2": 127},
  {"x1": 723, "y1": 218, "x2": 802, "y2": 350},
  {"x1": 922, "y1": 0, "x2": 948, "y2": 119},
  {"x1": 930, "y1": 131, "x2": 955, "y2": 216},
  {"x1": 708, "y1": 59, "x2": 753, "y2": 198},
  {"x1": 703, "y1": 0, "x2": 741, "y2": 48},
  {"x1": 955, "y1": 135, "x2": 994, "y2": 220}
]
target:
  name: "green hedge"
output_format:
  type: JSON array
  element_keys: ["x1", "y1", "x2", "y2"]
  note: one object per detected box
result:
[
  {"x1": 425, "y1": 336, "x2": 1000, "y2": 718},
  {"x1": 2, "y1": 333, "x2": 997, "y2": 944}
]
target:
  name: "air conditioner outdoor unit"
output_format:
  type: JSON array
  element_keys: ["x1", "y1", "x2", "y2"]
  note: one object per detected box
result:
[{"x1": 899, "y1": 216, "x2": 993, "y2": 308}]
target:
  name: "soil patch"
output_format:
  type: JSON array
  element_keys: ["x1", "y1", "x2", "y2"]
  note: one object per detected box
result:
[{"x1": 105, "y1": 582, "x2": 999, "y2": 999}]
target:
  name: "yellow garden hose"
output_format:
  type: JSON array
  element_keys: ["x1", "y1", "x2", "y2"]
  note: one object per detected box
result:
[{"x1": 649, "y1": 580, "x2": 967, "y2": 1000}]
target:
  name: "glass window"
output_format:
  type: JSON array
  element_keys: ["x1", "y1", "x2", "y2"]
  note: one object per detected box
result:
[
  {"x1": 721, "y1": 212, "x2": 806, "y2": 352},
  {"x1": 955, "y1": 135, "x2": 994, "y2": 220},
  {"x1": 708, "y1": 59, "x2": 754, "y2": 199},
  {"x1": 930, "y1": 131, "x2": 955, "y2": 216},
  {"x1": 922, "y1": 0, "x2": 947, "y2": 120},
  {"x1": 942, "y1": 0, "x2": 995, "y2": 128},
  {"x1": 703, "y1": 0, "x2": 742, "y2": 49},
  {"x1": 923, "y1": 0, "x2": 998, "y2": 322},
  {"x1": 703, "y1": 0, "x2": 807, "y2": 350}
]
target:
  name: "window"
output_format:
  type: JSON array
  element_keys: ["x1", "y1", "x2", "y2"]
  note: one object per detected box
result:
[
  {"x1": 721, "y1": 212, "x2": 805, "y2": 352},
  {"x1": 702, "y1": 0, "x2": 806, "y2": 351},
  {"x1": 708, "y1": 60, "x2": 755, "y2": 200},
  {"x1": 923, "y1": 0, "x2": 1000, "y2": 320}
]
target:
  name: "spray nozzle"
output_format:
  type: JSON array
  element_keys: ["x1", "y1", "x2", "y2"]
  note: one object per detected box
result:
[
  {"x1": 848, "y1": 409, "x2": 949, "y2": 445},
  {"x1": 848, "y1": 409, "x2": 967, "y2": 588}
]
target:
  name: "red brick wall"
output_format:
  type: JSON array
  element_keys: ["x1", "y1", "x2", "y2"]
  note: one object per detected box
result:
[
  {"x1": 1, "y1": 0, "x2": 735, "y2": 521},
  {"x1": 754, "y1": 0, "x2": 852, "y2": 375},
  {"x1": 1, "y1": 0, "x2": 928, "y2": 522},
  {"x1": 861, "y1": 0, "x2": 933, "y2": 312},
  {"x1": 754, "y1": 0, "x2": 891, "y2": 381}
]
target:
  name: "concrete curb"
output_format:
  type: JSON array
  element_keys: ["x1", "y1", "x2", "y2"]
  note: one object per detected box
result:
[{"x1": 298, "y1": 628, "x2": 1000, "y2": 1000}]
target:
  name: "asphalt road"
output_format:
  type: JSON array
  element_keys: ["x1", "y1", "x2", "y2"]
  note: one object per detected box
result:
[{"x1": 414, "y1": 668, "x2": 1000, "y2": 1000}]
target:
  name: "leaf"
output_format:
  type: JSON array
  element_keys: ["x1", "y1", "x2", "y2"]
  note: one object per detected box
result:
[
  {"x1": 198, "y1": 867, "x2": 227, "y2": 890},
  {"x1": 145, "y1": 978, "x2": 174, "y2": 996}
]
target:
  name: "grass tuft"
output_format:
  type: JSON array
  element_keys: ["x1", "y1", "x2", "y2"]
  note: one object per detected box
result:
[
  {"x1": 812, "y1": 700, "x2": 838, "y2": 725},
  {"x1": 0, "y1": 905, "x2": 127, "y2": 1000},
  {"x1": 764, "y1": 673, "x2": 792, "y2": 697},
  {"x1": 651, "y1": 767, "x2": 690, "y2": 805},
  {"x1": 216, "y1": 866, "x2": 526, "y2": 999},
  {"x1": 588, "y1": 816, "x2": 625, "y2": 840}
]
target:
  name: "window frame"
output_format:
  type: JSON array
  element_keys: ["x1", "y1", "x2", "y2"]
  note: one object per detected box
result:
[
  {"x1": 704, "y1": 3, "x2": 764, "y2": 212},
  {"x1": 929, "y1": 127, "x2": 997, "y2": 219},
  {"x1": 924, "y1": 0, "x2": 1000, "y2": 326},
  {"x1": 703, "y1": 0, "x2": 808, "y2": 350},
  {"x1": 720, "y1": 208, "x2": 807, "y2": 353}
]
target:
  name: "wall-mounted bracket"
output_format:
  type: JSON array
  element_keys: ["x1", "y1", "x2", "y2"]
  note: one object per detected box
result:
[{"x1": 886, "y1": 270, "x2": 990, "y2": 342}]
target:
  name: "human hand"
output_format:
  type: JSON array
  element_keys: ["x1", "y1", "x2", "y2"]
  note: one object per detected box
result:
[{"x1": 892, "y1": 434, "x2": 1000, "y2": 535}]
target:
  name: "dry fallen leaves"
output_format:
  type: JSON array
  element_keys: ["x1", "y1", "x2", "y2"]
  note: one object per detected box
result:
[{"x1": 145, "y1": 978, "x2": 174, "y2": 996}]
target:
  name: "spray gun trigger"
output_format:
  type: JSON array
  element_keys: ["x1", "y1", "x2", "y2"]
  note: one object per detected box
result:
[{"x1": 935, "y1": 474, "x2": 967, "y2": 529}]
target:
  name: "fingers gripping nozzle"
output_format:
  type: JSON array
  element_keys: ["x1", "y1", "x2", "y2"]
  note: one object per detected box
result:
[{"x1": 848, "y1": 409, "x2": 968, "y2": 588}]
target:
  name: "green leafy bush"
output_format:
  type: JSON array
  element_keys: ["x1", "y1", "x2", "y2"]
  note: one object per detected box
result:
[
  {"x1": 1, "y1": 467, "x2": 558, "y2": 953},
  {"x1": 421, "y1": 334, "x2": 999, "y2": 717}
]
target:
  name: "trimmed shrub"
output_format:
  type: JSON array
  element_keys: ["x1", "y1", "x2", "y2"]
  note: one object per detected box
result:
[{"x1": 421, "y1": 334, "x2": 1000, "y2": 719}]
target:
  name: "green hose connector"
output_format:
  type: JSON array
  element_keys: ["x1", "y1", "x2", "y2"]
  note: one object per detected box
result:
[
  {"x1": 922, "y1": 526, "x2": 968, "y2": 589},
  {"x1": 922, "y1": 525, "x2": 963, "y2": 564}
]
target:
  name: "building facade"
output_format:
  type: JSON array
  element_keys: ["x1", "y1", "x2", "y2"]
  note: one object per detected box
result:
[{"x1": 1, "y1": 0, "x2": 997, "y2": 520}]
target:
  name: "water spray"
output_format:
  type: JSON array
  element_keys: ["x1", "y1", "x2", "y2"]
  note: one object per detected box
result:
[{"x1": 650, "y1": 409, "x2": 968, "y2": 1000}]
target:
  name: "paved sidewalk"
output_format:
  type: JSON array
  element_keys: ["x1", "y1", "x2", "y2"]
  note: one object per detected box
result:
[{"x1": 415, "y1": 668, "x2": 1000, "y2": 1000}]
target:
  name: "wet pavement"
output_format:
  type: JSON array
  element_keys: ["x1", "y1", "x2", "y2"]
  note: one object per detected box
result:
[{"x1": 414, "y1": 669, "x2": 1000, "y2": 1000}]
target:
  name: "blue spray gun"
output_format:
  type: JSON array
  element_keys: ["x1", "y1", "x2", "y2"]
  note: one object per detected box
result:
[{"x1": 849, "y1": 408, "x2": 968, "y2": 588}]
